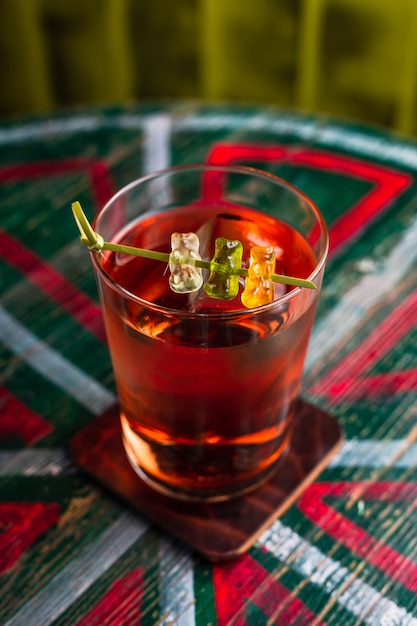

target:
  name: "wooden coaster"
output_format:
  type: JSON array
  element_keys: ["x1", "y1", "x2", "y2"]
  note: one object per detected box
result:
[{"x1": 71, "y1": 399, "x2": 343, "y2": 561}]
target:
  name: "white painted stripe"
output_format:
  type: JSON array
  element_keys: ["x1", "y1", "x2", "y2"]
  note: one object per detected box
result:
[
  {"x1": 0, "y1": 449, "x2": 76, "y2": 476},
  {"x1": 0, "y1": 306, "x2": 115, "y2": 414},
  {"x1": 158, "y1": 537, "x2": 195, "y2": 626},
  {"x1": 142, "y1": 113, "x2": 172, "y2": 175},
  {"x1": 329, "y1": 439, "x2": 417, "y2": 469},
  {"x1": 2, "y1": 110, "x2": 417, "y2": 172},
  {"x1": 258, "y1": 520, "x2": 417, "y2": 626},
  {"x1": 141, "y1": 113, "x2": 173, "y2": 214},
  {"x1": 0, "y1": 117, "x2": 101, "y2": 145},
  {"x1": 4, "y1": 511, "x2": 149, "y2": 626},
  {"x1": 306, "y1": 209, "x2": 417, "y2": 370}
]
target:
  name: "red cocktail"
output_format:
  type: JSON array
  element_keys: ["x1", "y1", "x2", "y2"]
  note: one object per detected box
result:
[{"x1": 91, "y1": 165, "x2": 328, "y2": 500}]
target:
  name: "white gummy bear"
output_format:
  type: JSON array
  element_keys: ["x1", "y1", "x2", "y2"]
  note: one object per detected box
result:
[{"x1": 169, "y1": 232, "x2": 203, "y2": 294}]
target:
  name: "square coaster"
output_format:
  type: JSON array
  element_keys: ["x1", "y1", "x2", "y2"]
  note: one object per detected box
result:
[{"x1": 71, "y1": 399, "x2": 343, "y2": 561}]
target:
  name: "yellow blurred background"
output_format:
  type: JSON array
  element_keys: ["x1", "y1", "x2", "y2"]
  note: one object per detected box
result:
[{"x1": 1, "y1": 0, "x2": 417, "y2": 135}]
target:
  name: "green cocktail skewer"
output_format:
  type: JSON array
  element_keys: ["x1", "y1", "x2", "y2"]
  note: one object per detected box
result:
[{"x1": 71, "y1": 202, "x2": 317, "y2": 290}]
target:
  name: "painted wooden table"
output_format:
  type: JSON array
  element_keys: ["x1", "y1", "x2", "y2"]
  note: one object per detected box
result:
[{"x1": 1, "y1": 102, "x2": 417, "y2": 625}]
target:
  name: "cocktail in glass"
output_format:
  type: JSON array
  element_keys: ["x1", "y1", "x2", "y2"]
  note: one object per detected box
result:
[{"x1": 88, "y1": 164, "x2": 328, "y2": 501}]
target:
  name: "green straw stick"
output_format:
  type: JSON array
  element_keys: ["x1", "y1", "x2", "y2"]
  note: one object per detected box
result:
[{"x1": 71, "y1": 202, "x2": 317, "y2": 290}]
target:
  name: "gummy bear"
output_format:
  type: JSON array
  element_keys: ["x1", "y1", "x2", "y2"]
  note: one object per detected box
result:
[
  {"x1": 169, "y1": 232, "x2": 203, "y2": 293},
  {"x1": 204, "y1": 237, "x2": 243, "y2": 300},
  {"x1": 241, "y1": 245, "x2": 276, "y2": 308}
]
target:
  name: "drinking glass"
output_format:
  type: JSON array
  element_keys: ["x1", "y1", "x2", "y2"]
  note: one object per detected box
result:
[{"x1": 90, "y1": 164, "x2": 328, "y2": 501}]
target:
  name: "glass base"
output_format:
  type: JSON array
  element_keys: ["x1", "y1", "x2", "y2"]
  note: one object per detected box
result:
[
  {"x1": 123, "y1": 433, "x2": 289, "y2": 502},
  {"x1": 121, "y1": 413, "x2": 291, "y2": 502}
]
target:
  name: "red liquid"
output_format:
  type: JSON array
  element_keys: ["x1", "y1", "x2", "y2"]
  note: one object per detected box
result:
[{"x1": 98, "y1": 203, "x2": 318, "y2": 500}]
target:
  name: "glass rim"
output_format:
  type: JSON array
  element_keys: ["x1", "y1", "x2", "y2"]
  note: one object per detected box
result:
[{"x1": 91, "y1": 163, "x2": 329, "y2": 317}]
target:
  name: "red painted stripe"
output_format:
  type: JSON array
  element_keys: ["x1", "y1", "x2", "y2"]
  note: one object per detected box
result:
[
  {"x1": 76, "y1": 568, "x2": 144, "y2": 626},
  {"x1": 0, "y1": 158, "x2": 115, "y2": 210},
  {"x1": 0, "y1": 229, "x2": 106, "y2": 343},
  {"x1": 0, "y1": 158, "x2": 115, "y2": 340},
  {"x1": 90, "y1": 161, "x2": 117, "y2": 210},
  {"x1": 0, "y1": 160, "x2": 88, "y2": 178},
  {"x1": 203, "y1": 144, "x2": 288, "y2": 200},
  {"x1": 325, "y1": 481, "x2": 417, "y2": 500},
  {"x1": 292, "y1": 149, "x2": 408, "y2": 183},
  {"x1": 206, "y1": 143, "x2": 412, "y2": 255},
  {"x1": 213, "y1": 553, "x2": 327, "y2": 625},
  {"x1": 292, "y1": 150, "x2": 411, "y2": 253},
  {"x1": 207, "y1": 143, "x2": 289, "y2": 166},
  {"x1": 323, "y1": 369, "x2": 417, "y2": 400},
  {"x1": 0, "y1": 386, "x2": 53, "y2": 444},
  {"x1": 299, "y1": 482, "x2": 417, "y2": 593},
  {"x1": 0, "y1": 502, "x2": 60, "y2": 574},
  {"x1": 310, "y1": 288, "x2": 417, "y2": 397}
]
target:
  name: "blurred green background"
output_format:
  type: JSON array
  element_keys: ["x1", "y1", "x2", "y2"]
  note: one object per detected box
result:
[{"x1": 1, "y1": 0, "x2": 417, "y2": 135}]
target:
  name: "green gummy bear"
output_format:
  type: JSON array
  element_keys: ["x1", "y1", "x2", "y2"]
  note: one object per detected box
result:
[{"x1": 204, "y1": 237, "x2": 243, "y2": 300}]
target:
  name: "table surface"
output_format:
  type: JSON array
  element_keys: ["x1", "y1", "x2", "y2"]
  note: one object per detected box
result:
[{"x1": 1, "y1": 101, "x2": 416, "y2": 625}]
